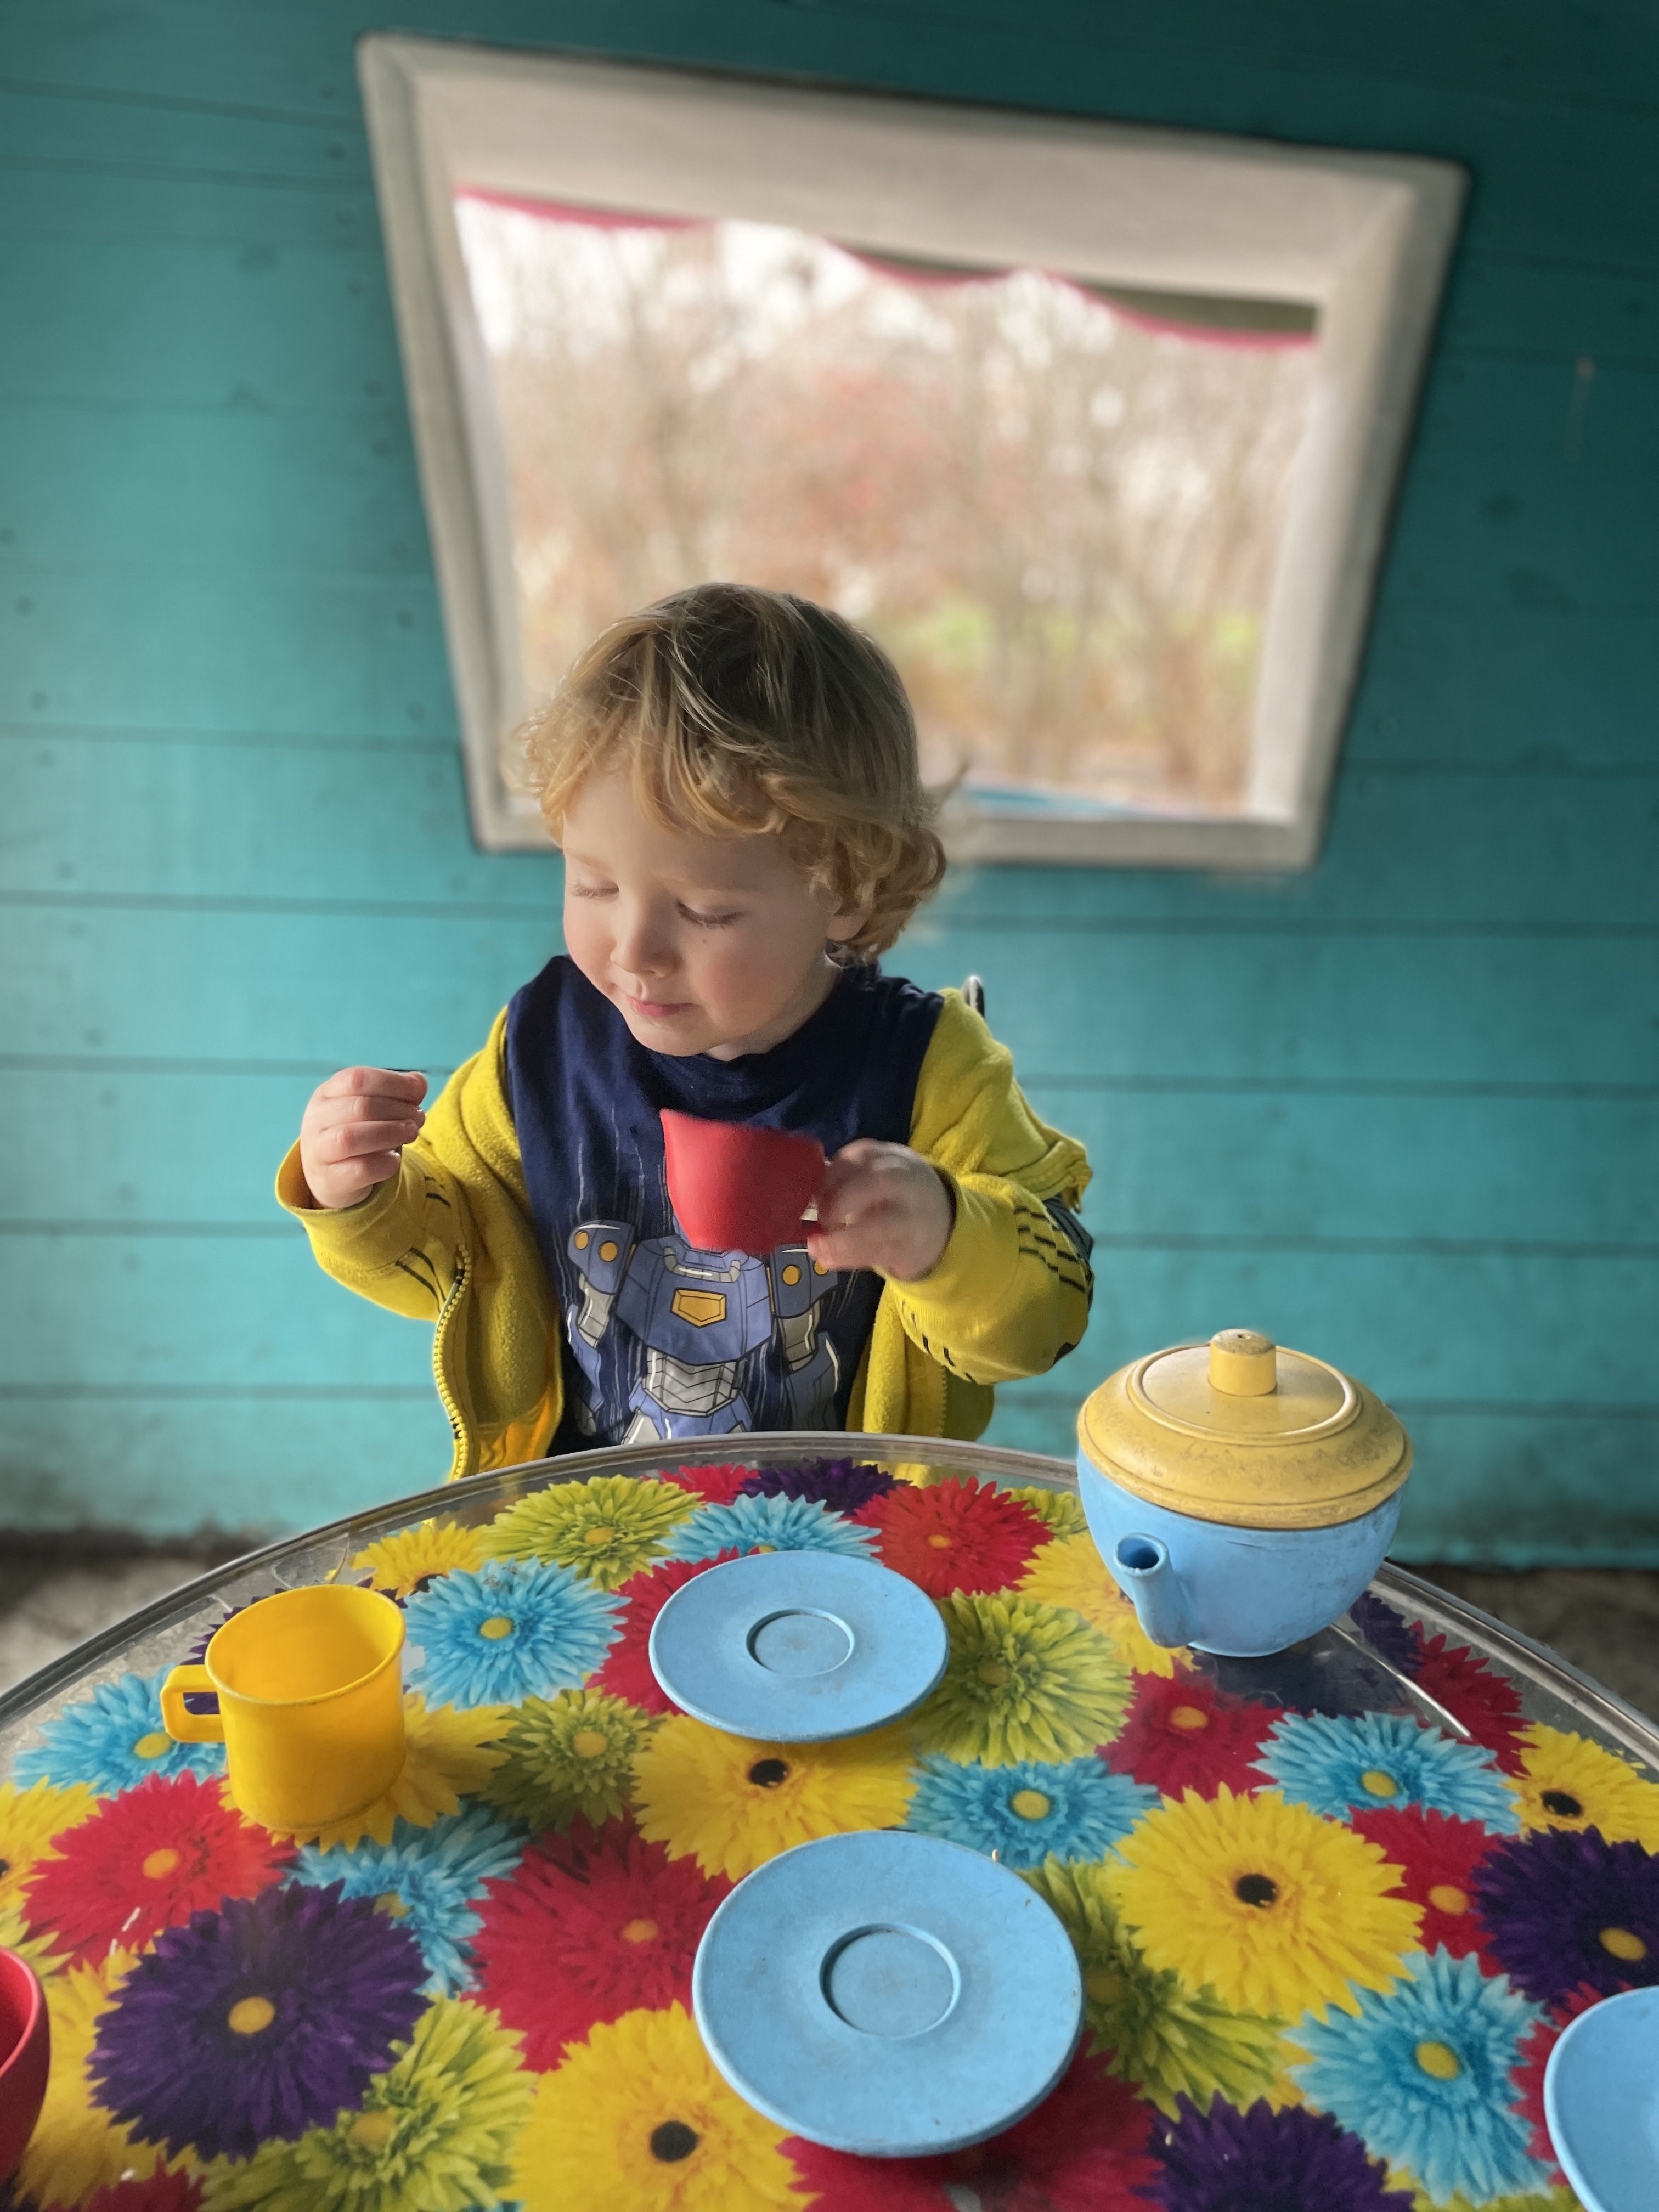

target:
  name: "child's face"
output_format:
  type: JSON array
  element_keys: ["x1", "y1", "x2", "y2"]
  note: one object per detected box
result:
[{"x1": 560, "y1": 768, "x2": 868, "y2": 1059}]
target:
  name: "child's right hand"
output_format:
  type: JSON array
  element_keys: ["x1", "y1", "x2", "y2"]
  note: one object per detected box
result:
[{"x1": 298, "y1": 1068, "x2": 428, "y2": 1210}]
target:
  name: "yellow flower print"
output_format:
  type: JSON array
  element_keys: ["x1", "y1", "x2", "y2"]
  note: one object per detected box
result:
[
  {"x1": 285, "y1": 1694, "x2": 509, "y2": 1850},
  {"x1": 1409, "y1": 2190, "x2": 1582, "y2": 2212},
  {"x1": 483, "y1": 1475, "x2": 696, "y2": 1592},
  {"x1": 1109, "y1": 1786, "x2": 1421, "y2": 2022},
  {"x1": 0, "y1": 1778, "x2": 97, "y2": 1921},
  {"x1": 514, "y1": 2003, "x2": 800, "y2": 2212},
  {"x1": 1018, "y1": 1533, "x2": 1187, "y2": 1678},
  {"x1": 1025, "y1": 1855, "x2": 1284, "y2": 2117},
  {"x1": 20, "y1": 1951, "x2": 193, "y2": 2208},
  {"x1": 910, "y1": 1592, "x2": 1131, "y2": 1767},
  {"x1": 0, "y1": 1894, "x2": 64, "y2": 1980},
  {"x1": 352, "y1": 1519, "x2": 486, "y2": 1596},
  {"x1": 1509, "y1": 1723, "x2": 1659, "y2": 1848},
  {"x1": 632, "y1": 1717, "x2": 917, "y2": 1882}
]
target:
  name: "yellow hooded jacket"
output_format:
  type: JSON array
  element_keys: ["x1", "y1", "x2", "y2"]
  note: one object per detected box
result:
[{"x1": 276, "y1": 988, "x2": 1091, "y2": 1482}]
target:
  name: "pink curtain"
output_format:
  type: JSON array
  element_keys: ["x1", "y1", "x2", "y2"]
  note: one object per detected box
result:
[{"x1": 453, "y1": 187, "x2": 1313, "y2": 350}]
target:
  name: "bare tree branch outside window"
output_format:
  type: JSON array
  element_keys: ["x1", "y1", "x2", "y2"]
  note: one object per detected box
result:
[{"x1": 455, "y1": 199, "x2": 1317, "y2": 818}]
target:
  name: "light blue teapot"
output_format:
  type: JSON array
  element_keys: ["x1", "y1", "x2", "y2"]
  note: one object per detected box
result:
[{"x1": 1076, "y1": 1329, "x2": 1412, "y2": 1657}]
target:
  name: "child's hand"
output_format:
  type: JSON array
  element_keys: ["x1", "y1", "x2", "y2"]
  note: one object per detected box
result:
[
  {"x1": 298, "y1": 1068, "x2": 428, "y2": 1211},
  {"x1": 806, "y1": 1141, "x2": 955, "y2": 1282}
]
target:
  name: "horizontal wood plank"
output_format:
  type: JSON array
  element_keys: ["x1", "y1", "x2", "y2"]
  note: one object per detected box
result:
[
  {"x1": 1, "y1": 1226, "x2": 1650, "y2": 1419},
  {"x1": 899, "y1": 924, "x2": 1659, "y2": 1088},
  {"x1": 0, "y1": 1392, "x2": 453, "y2": 1537},
  {"x1": 2, "y1": 1065, "x2": 1651, "y2": 1251},
  {"x1": 4, "y1": 12, "x2": 1659, "y2": 270},
  {"x1": 0, "y1": 165, "x2": 383, "y2": 255},
  {"x1": 0, "y1": 408, "x2": 428, "y2": 575},
  {"x1": 0, "y1": 84, "x2": 373, "y2": 194},
  {"x1": 1441, "y1": 253, "x2": 1659, "y2": 371},
  {"x1": 0, "y1": 904, "x2": 1647, "y2": 1083},
  {"x1": 0, "y1": 907, "x2": 558, "y2": 1069},
  {"x1": 5, "y1": 737, "x2": 1657, "y2": 929},
  {"x1": 7, "y1": 0, "x2": 1658, "y2": 128},
  {"x1": 0, "y1": 567, "x2": 456, "y2": 736},
  {"x1": 0, "y1": 238, "x2": 406, "y2": 415},
  {"x1": 1346, "y1": 607, "x2": 1659, "y2": 773}
]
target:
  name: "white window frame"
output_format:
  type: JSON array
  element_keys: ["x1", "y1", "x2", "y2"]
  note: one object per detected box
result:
[{"x1": 358, "y1": 35, "x2": 1464, "y2": 867}]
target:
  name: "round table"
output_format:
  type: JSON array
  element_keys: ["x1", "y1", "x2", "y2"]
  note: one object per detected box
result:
[{"x1": 3, "y1": 1433, "x2": 1652, "y2": 2212}]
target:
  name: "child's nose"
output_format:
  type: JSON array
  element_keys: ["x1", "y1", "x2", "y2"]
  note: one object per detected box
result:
[{"x1": 614, "y1": 907, "x2": 675, "y2": 978}]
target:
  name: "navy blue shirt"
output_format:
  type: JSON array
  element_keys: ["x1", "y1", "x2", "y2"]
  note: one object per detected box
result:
[{"x1": 505, "y1": 956, "x2": 944, "y2": 1451}]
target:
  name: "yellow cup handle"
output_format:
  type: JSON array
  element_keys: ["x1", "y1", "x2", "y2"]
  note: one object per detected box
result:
[{"x1": 160, "y1": 1666, "x2": 226, "y2": 1745}]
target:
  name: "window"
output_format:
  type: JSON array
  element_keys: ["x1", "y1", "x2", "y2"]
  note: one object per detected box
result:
[{"x1": 361, "y1": 40, "x2": 1463, "y2": 866}]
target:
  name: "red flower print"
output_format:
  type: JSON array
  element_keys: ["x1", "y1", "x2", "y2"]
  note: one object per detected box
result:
[
  {"x1": 785, "y1": 2049, "x2": 1157, "y2": 2211},
  {"x1": 21, "y1": 1772, "x2": 291, "y2": 1965},
  {"x1": 1105, "y1": 1669, "x2": 1273, "y2": 1798},
  {"x1": 858, "y1": 1479, "x2": 1045, "y2": 1598},
  {"x1": 938, "y1": 2047, "x2": 1159, "y2": 2208},
  {"x1": 1350, "y1": 1805, "x2": 1504, "y2": 1965},
  {"x1": 659, "y1": 1463, "x2": 753, "y2": 1505},
  {"x1": 470, "y1": 1816, "x2": 729, "y2": 2067},
  {"x1": 1510, "y1": 1981, "x2": 1601, "y2": 2170},
  {"x1": 781, "y1": 2142, "x2": 957, "y2": 2210},
  {"x1": 83, "y1": 2174, "x2": 205, "y2": 2212},
  {"x1": 1413, "y1": 1635, "x2": 1525, "y2": 1769},
  {"x1": 590, "y1": 1554, "x2": 739, "y2": 1715}
]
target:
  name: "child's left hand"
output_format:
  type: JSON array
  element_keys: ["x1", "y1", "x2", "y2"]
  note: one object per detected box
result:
[{"x1": 805, "y1": 1140, "x2": 955, "y2": 1282}]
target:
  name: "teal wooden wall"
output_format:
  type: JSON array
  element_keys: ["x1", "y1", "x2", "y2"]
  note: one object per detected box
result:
[{"x1": 2, "y1": 1, "x2": 1655, "y2": 1559}]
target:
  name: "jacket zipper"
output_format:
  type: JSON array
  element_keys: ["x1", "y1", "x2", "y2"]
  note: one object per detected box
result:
[{"x1": 431, "y1": 1242, "x2": 473, "y2": 1479}]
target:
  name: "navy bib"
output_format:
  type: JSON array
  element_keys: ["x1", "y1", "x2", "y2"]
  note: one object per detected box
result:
[{"x1": 504, "y1": 957, "x2": 943, "y2": 1451}]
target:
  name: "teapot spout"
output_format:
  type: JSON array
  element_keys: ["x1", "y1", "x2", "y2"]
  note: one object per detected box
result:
[{"x1": 1113, "y1": 1536, "x2": 1190, "y2": 1648}]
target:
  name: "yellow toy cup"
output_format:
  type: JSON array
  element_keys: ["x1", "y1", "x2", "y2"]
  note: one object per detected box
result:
[{"x1": 161, "y1": 1584, "x2": 406, "y2": 1832}]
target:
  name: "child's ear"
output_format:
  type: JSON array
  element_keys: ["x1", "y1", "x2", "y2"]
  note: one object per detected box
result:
[{"x1": 825, "y1": 902, "x2": 872, "y2": 946}]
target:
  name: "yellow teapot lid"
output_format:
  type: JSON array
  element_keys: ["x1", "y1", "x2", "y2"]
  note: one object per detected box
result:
[{"x1": 1077, "y1": 1329, "x2": 1412, "y2": 1532}]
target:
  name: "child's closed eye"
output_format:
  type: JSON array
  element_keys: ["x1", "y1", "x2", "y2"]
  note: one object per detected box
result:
[{"x1": 678, "y1": 904, "x2": 742, "y2": 928}]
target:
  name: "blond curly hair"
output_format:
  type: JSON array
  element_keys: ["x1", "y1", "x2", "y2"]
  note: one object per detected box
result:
[{"x1": 519, "y1": 583, "x2": 945, "y2": 960}]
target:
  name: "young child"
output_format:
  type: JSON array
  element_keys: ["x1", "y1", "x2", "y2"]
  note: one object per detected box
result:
[{"x1": 279, "y1": 584, "x2": 1093, "y2": 1482}]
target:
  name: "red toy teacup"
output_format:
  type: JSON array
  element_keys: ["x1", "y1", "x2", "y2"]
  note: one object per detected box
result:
[
  {"x1": 0, "y1": 1948, "x2": 49, "y2": 2183},
  {"x1": 662, "y1": 1110, "x2": 825, "y2": 1256}
]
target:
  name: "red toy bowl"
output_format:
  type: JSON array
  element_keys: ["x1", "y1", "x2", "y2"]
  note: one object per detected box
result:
[
  {"x1": 0, "y1": 1948, "x2": 49, "y2": 2183},
  {"x1": 661, "y1": 1110, "x2": 825, "y2": 1256}
]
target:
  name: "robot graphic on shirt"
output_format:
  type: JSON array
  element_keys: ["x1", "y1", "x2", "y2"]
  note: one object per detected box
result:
[{"x1": 563, "y1": 1218, "x2": 841, "y2": 1443}]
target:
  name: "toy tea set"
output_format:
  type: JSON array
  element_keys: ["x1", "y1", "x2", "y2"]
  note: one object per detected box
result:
[{"x1": 0, "y1": 1116, "x2": 1640, "y2": 2204}]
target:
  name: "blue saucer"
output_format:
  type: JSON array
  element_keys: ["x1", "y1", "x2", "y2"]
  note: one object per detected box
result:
[
  {"x1": 1544, "y1": 1985, "x2": 1659, "y2": 2212},
  {"x1": 692, "y1": 1829, "x2": 1083, "y2": 2155},
  {"x1": 648, "y1": 1551, "x2": 947, "y2": 1743}
]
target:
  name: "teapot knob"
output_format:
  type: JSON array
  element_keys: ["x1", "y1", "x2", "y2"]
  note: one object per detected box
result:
[{"x1": 1210, "y1": 1329, "x2": 1278, "y2": 1396}]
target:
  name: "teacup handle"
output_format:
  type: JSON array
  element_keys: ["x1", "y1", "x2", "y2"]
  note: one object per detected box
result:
[{"x1": 161, "y1": 1666, "x2": 226, "y2": 1745}]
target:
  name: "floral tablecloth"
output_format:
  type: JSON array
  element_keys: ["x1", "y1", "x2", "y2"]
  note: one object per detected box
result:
[{"x1": 4, "y1": 1457, "x2": 1655, "y2": 2212}]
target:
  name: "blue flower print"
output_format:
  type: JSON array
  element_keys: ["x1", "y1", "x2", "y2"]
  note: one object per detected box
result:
[
  {"x1": 904, "y1": 1754, "x2": 1158, "y2": 1871},
  {"x1": 1291, "y1": 1948, "x2": 1548, "y2": 2205},
  {"x1": 402, "y1": 1556, "x2": 623, "y2": 1710},
  {"x1": 289, "y1": 1804, "x2": 524, "y2": 1994},
  {"x1": 665, "y1": 1492, "x2": 877, "y2": 1564},
  {"x1": 1256, "y1": 1711, "x2": 1520, "y2": 1830},
  {"x1": 12, "y1": 1666, "x2": 226, "y2": 1795}
]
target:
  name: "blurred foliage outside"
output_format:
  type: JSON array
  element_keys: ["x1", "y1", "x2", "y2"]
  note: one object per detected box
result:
[{"x1": 456, "y1": 201, "x2": 1316, "y2": 816}]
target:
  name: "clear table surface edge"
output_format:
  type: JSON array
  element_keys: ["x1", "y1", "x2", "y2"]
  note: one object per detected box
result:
[{"x1": 4, "y1": 1435, "x2": 1655, "y2": 1772}]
